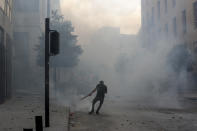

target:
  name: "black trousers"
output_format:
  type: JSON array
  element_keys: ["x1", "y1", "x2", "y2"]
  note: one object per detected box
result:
[{"x1": 90, "y1": 96, "x2": 104, "y2": 113}]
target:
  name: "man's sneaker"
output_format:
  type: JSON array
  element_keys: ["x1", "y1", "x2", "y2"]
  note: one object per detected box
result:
[{"x1": 96, "y1": 111, "x2": 100, "y2": 115}]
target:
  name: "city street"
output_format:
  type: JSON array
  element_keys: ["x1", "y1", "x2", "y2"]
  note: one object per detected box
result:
[
  {"x1": 70, "y1": 97, "x2": 197, "y2": 131},
  {"x1": 1, "y1": 0, "x2": 197, "y2": 131}
]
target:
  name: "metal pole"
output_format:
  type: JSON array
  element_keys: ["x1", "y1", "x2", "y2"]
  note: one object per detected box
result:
[
  {"x1": 35, "y1": 116, "x2": 43, "y2": 131},
  {"x1": 45, "y1": 0, "x2": 51, "y2": 127},
  {"x1": 47, "y1": 0, "x2": 51, "y2": 17},
  {"x1": 45, "y1": 18, "x2": 50, "y2": 127}
]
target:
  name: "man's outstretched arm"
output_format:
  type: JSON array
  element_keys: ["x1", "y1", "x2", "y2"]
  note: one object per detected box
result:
[
  {"x1": 80, "y1": 88, "x2": 96, "y2": 100},
  {"x1": 89, "y1": 88, "x2": 97, "y2": 96}
]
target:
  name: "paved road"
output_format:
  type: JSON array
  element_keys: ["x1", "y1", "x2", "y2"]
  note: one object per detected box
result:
[{"x1": 70, "y1": 98, "x2": 197, "y2": 131}]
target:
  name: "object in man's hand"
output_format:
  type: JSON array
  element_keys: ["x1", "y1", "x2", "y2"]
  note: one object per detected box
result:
[{"x1": 80, "y1": 94, "x2": 91, "y2": 100}]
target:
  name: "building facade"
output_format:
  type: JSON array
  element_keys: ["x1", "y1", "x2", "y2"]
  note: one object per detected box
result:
[
  {"x1": 13, "y1": 0, "x2": 47, "y2": 67},
  {"x1": 13, "y1": 0, "x2": 48, "y2": 90},
  {"x1": 141, "y1": 0, "x2": 197, "y2": 52},
  {"x1": 12, "y1": 0, "x2": 62, "y2": 91},
  {"x1": 0, "y1": 0, "x2": 13, "y2": 103}
]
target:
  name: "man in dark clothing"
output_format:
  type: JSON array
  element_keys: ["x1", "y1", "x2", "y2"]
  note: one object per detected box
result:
[{"x1": 88, "y1": 81, "x2": 107, "y2": 115}]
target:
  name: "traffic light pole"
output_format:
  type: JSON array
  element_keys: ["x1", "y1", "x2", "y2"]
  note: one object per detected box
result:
[
  {"x1": 45, "y1": 18, "x2": 50, "y2": 127},
  {"x1": 47, "y1": 0, "x2": 50, "y2": 17},
  {"x1": 45, "y1": 17, "x2": 60, "y2": 128}
]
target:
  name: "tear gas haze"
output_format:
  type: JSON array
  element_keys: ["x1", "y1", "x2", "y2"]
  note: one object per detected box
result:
[
  {"x1": 12, "y1": 0, "x2": 195, "y2": 112},
  {"x1": 54, "y1": 0, "x2": 195, "y2": 111}
]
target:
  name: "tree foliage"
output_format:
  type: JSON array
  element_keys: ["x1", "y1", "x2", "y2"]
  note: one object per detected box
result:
[{"x1": 35, "y1": 10, "x2": 83, "y2": 68}]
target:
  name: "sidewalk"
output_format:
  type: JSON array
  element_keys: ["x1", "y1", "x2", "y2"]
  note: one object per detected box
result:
[{"x1": 0, "y1": 92, "x2": 69, "y2": 131}]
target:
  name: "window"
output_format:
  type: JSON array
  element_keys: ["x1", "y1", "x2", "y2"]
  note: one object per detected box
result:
[
  {"x1": 165, "y1": 23, "x2": 168, "y2": 36},
  {"x1": 152, "y1": 7, "x2": 155, "y2": 25},
  {"x1": 173, "y1": 17, "x2": 177, "y2": 36},
  {"x1": 158, "y1": 28, "x2": 162, "y2": 37},
  {"x1": 146, "y1": 12, "x2": 149, "y2": 26},
  {"x1": 15, "y1": 0, "x2": 39, "y2": 12},
  {"x1": 14, "y1": 32, "x2": 29, "y2": 58},
  {"x1": 157, "y1": 1, "x2": 161, "y2": 20},
  {"x1": 142, "y1": 16, "x2": 145, "y2": 28},
  {"x1": 182, "y1": 10, "x2": 187, "y2": 34},
  {"x1": 194, "y1": 1, "x2": 197, "y2": 28},
  {"x1": 165, "y1": 0, "x2": 168, "y2": 13},
  {"x1": 172, "y1": 0, "x2": 176, "y2": 8},
  {"x1": 193, "y1": 41, "x2": 197, "y2": 54}
]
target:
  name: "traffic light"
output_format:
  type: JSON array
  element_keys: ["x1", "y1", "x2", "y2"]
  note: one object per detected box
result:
[{"x1": 50, "y1": 31, "x2": 59, "y2": 55}]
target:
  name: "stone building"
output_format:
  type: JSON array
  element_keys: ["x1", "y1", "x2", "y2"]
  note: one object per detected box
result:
[
  {"x1": 141, "y1": 0, "x2": 197, "y2": 51},
  {"x1": 12, "y1": 0, "x2": 62, "y2": 91},
  {"x1": 12, "y1": 0, "x2": 48, "y2": 90}
]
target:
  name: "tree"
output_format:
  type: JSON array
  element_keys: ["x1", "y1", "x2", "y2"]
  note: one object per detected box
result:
[{"x1": 35, "y1": 10, "x2": 83, "y2": 68}]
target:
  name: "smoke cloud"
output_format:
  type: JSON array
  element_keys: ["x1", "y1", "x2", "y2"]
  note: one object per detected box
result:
[
  {"x1": 77, "y1": 30, "x2": 191, "y2": 109},
  {"x1": 53, "y1": 1, "x2": 195, "y2": 111},
  {"x1": 60, "y1": 0, "x2": 141, "y2": 44}
]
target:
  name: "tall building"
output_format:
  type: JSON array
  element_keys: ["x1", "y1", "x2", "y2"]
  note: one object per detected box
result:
[
  {"x1": 12, "y1": 0, "x2": 62, "y2": 91},
  {"x1": 13, "y1": 0, "x2": 47, "y2": 67},
  {"x1": 13, "y1": 0, "x2": 48, "y2": 90},
  {"x1": 141, "y1": 0, "x2": 197, "y2": 52},
  {"x1": 0, "y1": 0, "x2": 13, "y2": 103}
]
